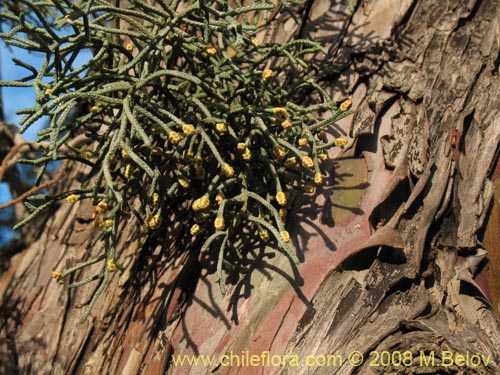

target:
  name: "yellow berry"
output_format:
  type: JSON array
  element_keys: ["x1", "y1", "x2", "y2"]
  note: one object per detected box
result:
[
  {"x1": 280, "y1": 230, "x2": 290, "y2": 243},
  {"x1": 190, "y1": 223, "x2": 201, "y2": 236},
  {"x1": 215, "y1": 123, "x2": 227, "y2": 133},
  {"x1": 334, "y1": 138, "x2": 348, "y2": 147},
  {"x1": 182, "y1": 124, "x2": 196, "y2": 136},
  {"x1": 126, "y1": 43, "x2": 134, "y2": 51},
  {"x1": 298, "y1": 138, "x2": 308, "y2": 146},
  {"x1": 262, "y1": 69, "x2": 274, "y2": 83},
  {"x1": 281, "y1": 120, "x2": 292, "y2": 130},
  {"x1": 168, "y1": 131, "x2": 182, "y2": 144},
  {"x1": 221, "y1": 163, "x2": 234, "y2": 177},
  {"x1": 214, "y1": 217, "x2": 225, "y2": 231},
  {"x1": 259, "y1": 230, "x2": 269, "y2": 241},
  {"x1": 302, "y1": 156, "x2": 314, "y2": 169},
  {"x1": 107, "y1": 259, "x2": 117, "y2": 272},
  {"x1": 314, "y1": 172, "x2": 323, "y2": 185},
  {"x1": 192, "y1": 195, "x2": 210, "y2": 211},
  {"x1": 206, "y1": 46, "x2": 217, "y2": 55},
  {"x1": 340, "y1": 99, "x2": 352, "y2": 111},
  {"x1": 275, "y1": 191, "x2": 287, "y2": 206},
  {"x1": 65, "y1": 194, "x2": 79, "y2": 203}
]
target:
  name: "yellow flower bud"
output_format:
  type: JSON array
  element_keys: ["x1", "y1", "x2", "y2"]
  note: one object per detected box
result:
[
  {"x1": 44, "y1": 88, "x2": 52, "y2": 95},
  {"x1": 90, "y1": 105, "x2": 100, "y2": 113},
  {"x1": 102, "y1": 219, "x2": 114, "y2": 227},
  {"x1": 314, "y1": 172, "x2": 323, "y2": 185},
  {"x1": 237, "y1": 142, "x2": 246, "y2": 151},
  {"x1": 147, "y1": 214, "x2": 161, "y2": 229},
  {"x1": 273, "y1": 107, "x2": 288, "y2": 116},
  {"x1": 259, "y1": 230, "x2": 269, "y2": 241},
  {"x1": 318, "y1": 130, "x2": 327, "y2": 140},
  {"x1": 251, "y1": 38, "x2": 260, "y2": 47},
  {"x1": 276, "y1": 191, "x2": 287, "y2": 207},
  {"x1": 126, "y1": 43, "x2": 134, "y2": 51},
  {"x1": 302, "y1": 156, "x2": 314, "y2": 169},
  {"x1": 280, "y1": 230, "x2": 290, "y2": 243},
  {"x1": 178, "y1": 178, "x2": 190, "y2": 188},
  {"x1": 318, "y1": 152, "x2": 328, "y2": 161},
  {"x1": 168, "y1": 131, "x2": 182, "y2": 144},
  {"x1": 215, "y1": 123, "x2": 228, "y2": 133},
  {"x1": 303, "y1": 185, "x2": 315, "y2": 193},
  {"x1": 51, "y1": 271, "x2": 62, "y2": 280},
  {"x1": 273, "y1": 144, "x2": 287, "y2": 159},
  {"x1": 216, "y1": 194, "x2": 224, "y2": 204},
  {"x1": 281, "y1": 120, "x2": 292, "y2": 130},
  {"x1": 279, "y1": 208, "x2": 288, "y2": 218},
  {"x1": 65, "y1": 194, "x2": 79, "y2": 203},
  {"x1": 96, "y1": 201, "x2": 108, "y2": 213},
  {"x1": 151, "y1": 146, "x2": 163, "y2": 155},
  {"x1": 298, "y1": 138, "x2": 308, "y2": 146},
  {"x1": 242, "y1": 148, "x2": 252, "y2": 160},
  {"x1": 152, "y1": 193, "x2": 160, "y2": 206},
  {"x1": 206, "y1": 47, "x2": 217, "y2": 55},
  {"x1": 262, "y1": 69, "x2": 274, "y2": 83},
  {"x1": 340, "y1": 99, "x2": 352, "y2": 111},
  {"x1": 182, "y1": 124, "x2": 196, "y2": 136},
  {"x1": 121, "y1": 149, "x2": 129, "y2": 159},
  {"x1": 107, "y1": 259, "x2": 117, "y2": 272},
  {"x1": 124, "y1": 164, "x2": 132, "y2": 180},
  {"x1": 214, "y1": 217, "x2": 225, "y2": 231},
  {"x1": 284, "y1": 157, "x2": 297, "y2": 167},
  {"x1": 334, "y1": 138, "x2": 348, "y2": 147},
  {"x1": 190, "y1": 223, "x2": 201, "y2": 236},
  {"x1": 192, "y1": 195, "x2": 210, "y2": 211},
  {"x1": 221, "y1": 163, "x2": 234, "y2": 177},
  {"x1": 193, "y1": 156, "x2": 203, "y2": 167}
]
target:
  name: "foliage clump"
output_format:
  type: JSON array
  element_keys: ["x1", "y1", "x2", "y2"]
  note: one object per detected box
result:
[{"x1": 0, "y1": 0, "x2": 352, "y2": 320}]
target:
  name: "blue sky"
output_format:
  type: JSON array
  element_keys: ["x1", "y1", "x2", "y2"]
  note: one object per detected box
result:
[{"x1": 0, "y1": 40, "x2": 91, "y2": 244}]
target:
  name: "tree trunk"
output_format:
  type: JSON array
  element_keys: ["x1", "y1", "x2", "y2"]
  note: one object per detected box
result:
[{"x1": 1, "y1": 0, "x2": 499, "y2": 374}]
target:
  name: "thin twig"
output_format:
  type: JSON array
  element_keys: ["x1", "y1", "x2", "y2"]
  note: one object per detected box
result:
[{"x1": 0, "y1": 159, "x2": 69, "y2": 210}]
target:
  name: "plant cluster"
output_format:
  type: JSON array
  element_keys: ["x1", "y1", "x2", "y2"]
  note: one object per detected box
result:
[{"x1": 0, "y1": 0, "x2": 352, "y2": 321}]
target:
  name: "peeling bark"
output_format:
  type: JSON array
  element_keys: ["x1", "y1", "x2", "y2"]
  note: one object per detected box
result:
[{"x1": 1, "y1": 0, "x2": 500, "y2": 374}]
